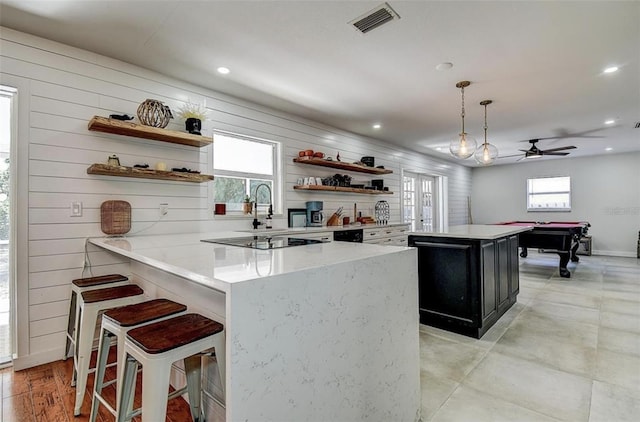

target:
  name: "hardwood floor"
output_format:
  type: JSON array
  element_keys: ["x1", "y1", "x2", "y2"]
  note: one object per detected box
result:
[{"x1": 0, "y1": 353, "x2": 193, "y2": 422}]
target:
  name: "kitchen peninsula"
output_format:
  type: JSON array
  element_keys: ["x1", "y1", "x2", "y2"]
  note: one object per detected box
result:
[
  {"x1": 408, "y1": 225, "x2": 533, "y2": 338},
  {"x1": 90, "y1": 232, "x2": 420, "y2": 422}
]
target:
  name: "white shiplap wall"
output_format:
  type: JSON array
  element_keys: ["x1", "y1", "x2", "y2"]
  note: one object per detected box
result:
[{"x1": 0, "y1": 27, "x2": 471, "y2": 369}]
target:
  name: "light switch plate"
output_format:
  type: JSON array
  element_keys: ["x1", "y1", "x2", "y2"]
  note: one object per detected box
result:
[{"x1": 71, "y1": 201, "x2": 82, "y2": 217}]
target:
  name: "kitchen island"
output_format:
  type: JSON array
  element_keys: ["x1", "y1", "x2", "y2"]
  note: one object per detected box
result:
[
  {"x1": 90, "y1": 232, "x2": 420, "y2": 422},
  {"x1": 408, "y1": 224, "x2": 532, "y2": 338}
]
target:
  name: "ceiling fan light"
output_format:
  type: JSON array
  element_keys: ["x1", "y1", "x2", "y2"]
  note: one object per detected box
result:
[
  {"x1": 474, "y1": 142, "x2": 498, "y2": 165},
  {"x1": 450, "y1": 133, "x2": 477, "y2": 159}
]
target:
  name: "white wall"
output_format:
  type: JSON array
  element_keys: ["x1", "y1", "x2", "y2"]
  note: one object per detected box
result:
[
  {"x1": 0, "y1": 27, "x2": 471, "y2": 368},
  {"x1": 471, "y1": 152, "x2": 640, "y2": 256}
]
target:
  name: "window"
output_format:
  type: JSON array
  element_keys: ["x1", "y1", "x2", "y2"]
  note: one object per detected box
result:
[
  {"x1": 213, "y1": 132, "x2": 281, "y2": 214},
  {"x1": 527, "y1": 176, "x2": 571, "y2": 211}
]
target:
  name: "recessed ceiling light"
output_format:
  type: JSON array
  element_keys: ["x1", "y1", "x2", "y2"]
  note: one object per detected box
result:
[
  {"x1": 605, "y1": 147, "x2": 613, "y2": 151},
  {"x1": 603, "y1": 66, "x2": 619, "y2": 73},
  {"x1": 436, "y1": 147, "x2": 442, "y2": 151},
  {"x1": 372, "y1": 123, "x2": 381, "y2": 129},
  {"x1": 217, "y1": 67, "x2": 230, "y2": 75},
  {"x1": 436, "y1": 62, "x2": 453, "y2": 71},
  {"x1": 604, "y1": 119, "x2": 615, "y2": 125}
]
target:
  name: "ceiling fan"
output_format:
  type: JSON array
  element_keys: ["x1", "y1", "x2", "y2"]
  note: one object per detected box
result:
[{"x1": 518, "y1": 139, "x2": 576, "y2": 160}]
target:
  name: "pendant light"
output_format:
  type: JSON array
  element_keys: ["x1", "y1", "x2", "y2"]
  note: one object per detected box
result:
[
  {"x1": 474, "y1": 100, "x2": 499, "y2": 165},
  {"x1": 449, "y1": 81, "x2": 477, "y2": 159}
]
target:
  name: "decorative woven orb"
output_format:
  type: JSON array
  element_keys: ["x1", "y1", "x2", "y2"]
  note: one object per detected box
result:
[{"x1": 136, "y1": 99, "x2": 173, "y2": 128}]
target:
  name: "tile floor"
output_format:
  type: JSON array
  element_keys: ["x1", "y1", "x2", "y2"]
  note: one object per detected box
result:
[{"x1": 420, "y1": 252, "x2": 640, "y2": 422}]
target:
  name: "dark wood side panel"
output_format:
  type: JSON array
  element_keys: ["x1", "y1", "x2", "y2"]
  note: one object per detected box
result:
[
  {"x1": 481, "y1": 241, "x2": 497, "y2": 320},
  {"x1": 496, "y1": 237, "x2": 510, "y2": 312},
  {"x1": 509, "y1": 235, "x2": 520, "y2": 295},
  {"x1": 415, "y1": 241, "x2": 474, "y2": 323}
]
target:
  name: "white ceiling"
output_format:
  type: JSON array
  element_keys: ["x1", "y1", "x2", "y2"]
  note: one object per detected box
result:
[{"x1": 1, "y1": 0, "x2": 638, "y2": 166}]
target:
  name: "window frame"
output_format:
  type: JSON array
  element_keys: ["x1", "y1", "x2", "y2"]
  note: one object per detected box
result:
[
  {"x1": 526, "y1": 176, "x2": 571, "y2": 212},
  {"x1": 211, "y1": 130, "x2": 283, "y2": 216}
]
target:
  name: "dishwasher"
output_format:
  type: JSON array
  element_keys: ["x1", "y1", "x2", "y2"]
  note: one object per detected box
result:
[{"x1": 333, "y1": 228, "x2": 364, "y2": 243}]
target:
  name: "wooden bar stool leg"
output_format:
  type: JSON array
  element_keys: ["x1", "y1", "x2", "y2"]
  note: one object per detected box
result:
[{"x1": 184, "y1": 355, "x2": 204, "y2": 422}]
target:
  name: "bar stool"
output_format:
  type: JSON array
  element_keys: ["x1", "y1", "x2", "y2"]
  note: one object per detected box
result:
[
  {"x1": 64, "y1": 274, "x2": 129, "y2": 360},
  {"x1": 117, "y1": 313, "x2": 225, "y2": 422},
  {"x1": 89, "y1": 298, "x2": 187, "y2": 422},
  {"x1": 73, "y1": 284, "x2": 145, "y2": 416}
]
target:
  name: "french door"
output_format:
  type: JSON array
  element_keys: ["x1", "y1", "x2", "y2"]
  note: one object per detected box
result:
[{"x1": 403, "y1": 172, "x2": 438, "y2": 232}]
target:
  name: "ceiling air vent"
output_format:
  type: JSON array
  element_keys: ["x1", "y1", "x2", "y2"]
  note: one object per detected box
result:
[{"x1": 350, "y1": 2, "x2": 400, "y2": 34}]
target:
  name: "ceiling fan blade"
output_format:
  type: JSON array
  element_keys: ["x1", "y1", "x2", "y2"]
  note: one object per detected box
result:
[
  {"x1": 517, "y1": 155, "x2": 529, "y2": 162},
  {"x1": 541, "y1": 152, "x2": 571, "y2": 156},
  {"x1": 541, "y1": 146, "x2": 577, "y2": 153},
  {"x1": 518, "y1": 127, "x2": 607, "y2": 143},
  {"x1": 551, "y1": 127, "x2": 607, "y2": 139}
]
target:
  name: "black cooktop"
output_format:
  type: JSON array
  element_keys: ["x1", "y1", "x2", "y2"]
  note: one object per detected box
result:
[{"x1": 202, "y1": 236, "x2": 325, "y2": 250}]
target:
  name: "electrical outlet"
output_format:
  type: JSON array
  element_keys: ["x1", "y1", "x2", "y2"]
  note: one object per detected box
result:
[
  {"x1": 71, "y1": 201, "x2": 82, "y2": 217},
  {"x1": 159, "y1": 203, "x2": 169, "y2": 216}
]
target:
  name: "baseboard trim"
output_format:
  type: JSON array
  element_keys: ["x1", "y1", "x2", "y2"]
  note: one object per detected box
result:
[
  {"x1": 592, "y1": 250, "x2": 637, "y2": 258},
  {"x1": 12, "y1": 347, "x2": 64, "y2": 371}
]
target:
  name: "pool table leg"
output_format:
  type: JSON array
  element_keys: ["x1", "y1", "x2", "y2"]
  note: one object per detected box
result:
[
  {"x1": 558, "y1": 253, "x2": 571, "y2": 278},
  {"x1": 520, "y1": 247, "x2": 528, "y2": 258},
  {"x1": 570, "y1": 239, "x2": 580, "y2": 262}
]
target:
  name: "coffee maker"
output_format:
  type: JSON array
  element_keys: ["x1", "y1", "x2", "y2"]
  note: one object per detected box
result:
[{"x1": 305, "y1": 201, "x2": 324, "y2": 227}]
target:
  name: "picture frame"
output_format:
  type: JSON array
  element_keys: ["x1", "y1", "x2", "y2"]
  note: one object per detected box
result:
[{"x1": 288, "y1": 208, "x2": 307, "y2": 228}]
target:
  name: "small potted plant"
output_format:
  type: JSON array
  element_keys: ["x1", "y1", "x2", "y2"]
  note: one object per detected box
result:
[
  {"x1": 177, "y1": 101, "x2": 208, "y2": 135},
  {"x1": 243, "y1": 195, "x2": 253, "y2": 215}
]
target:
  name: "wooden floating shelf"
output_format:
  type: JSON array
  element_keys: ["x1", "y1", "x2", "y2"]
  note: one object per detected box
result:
[
  {"x1": 87, "y1": 163, "x2": 214, "y2": 183},
  {"x1": 293, "y1": 157, "x2": 392, "y2": 175},
  {"x1": 293, "y1": 185, "x2": 393, "y2": 195},
  {"x1": 88, "y1": 116, "x2": 212, "y2": 147}
]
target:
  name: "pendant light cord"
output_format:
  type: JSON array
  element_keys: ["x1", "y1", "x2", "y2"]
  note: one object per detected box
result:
[
  {"x1": 483, "y1": 102, "x2": 488, "y2": 146},
  {"x1": 461, "y1": 86, "x2": 466, "y2": 134}
]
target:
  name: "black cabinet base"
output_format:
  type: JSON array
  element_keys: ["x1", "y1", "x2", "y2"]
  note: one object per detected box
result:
[{"x1": 410, "y1": 233, "x2": 521, "y2": 340}]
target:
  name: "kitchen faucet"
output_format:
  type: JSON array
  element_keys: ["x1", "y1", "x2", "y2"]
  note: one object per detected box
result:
[{"x1": 252, "y1": 183, "x2": 273, "y2": 230}]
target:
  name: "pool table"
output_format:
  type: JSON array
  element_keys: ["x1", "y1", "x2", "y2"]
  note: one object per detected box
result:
[{"x1": 496, "y1": 221, "x2": 590, "y2": 278}]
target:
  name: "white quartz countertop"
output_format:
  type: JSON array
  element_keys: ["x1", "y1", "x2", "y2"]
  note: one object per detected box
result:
[
  {"x1": 90, "y1": 231, "x2": 411, "y2": 293},
  {"x1": 408, "y1": 224, "x2": 532, "y2": 240}
]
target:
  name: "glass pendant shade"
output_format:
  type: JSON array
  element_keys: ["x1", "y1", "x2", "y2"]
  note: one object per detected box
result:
[
  {"x1": 474, "y1": 99, "x2": 499, "y2": 165},
  {"x1": 450, "y1": 81, "x2": 476, "y2": 160},
  {"x1": 449, "y1": 133, "x2": 477, "y2": 159},
  {"x1": 474, "y1": 142, "x2": 498, "y2": 165}
]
